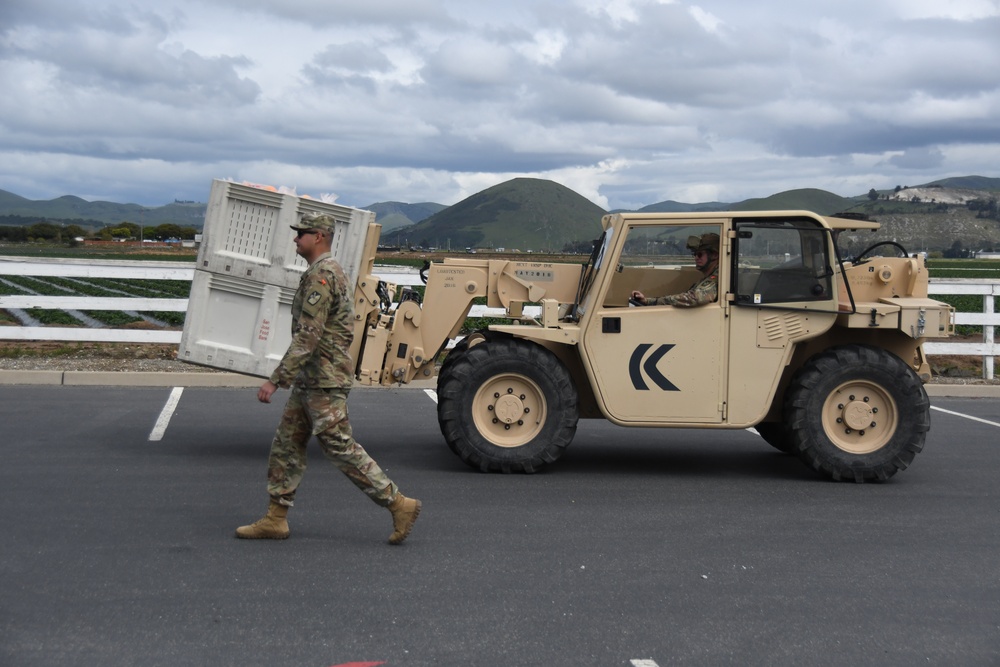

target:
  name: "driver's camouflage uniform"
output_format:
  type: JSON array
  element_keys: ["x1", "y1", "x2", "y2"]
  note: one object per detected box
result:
[{"x1": 646, "y1": 266, "x2": 719, "y2": 307}]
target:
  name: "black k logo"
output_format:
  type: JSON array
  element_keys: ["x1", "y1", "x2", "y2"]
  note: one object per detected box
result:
[{"x1": 629, "y1": 343, "x2": 679, "y2": 391}]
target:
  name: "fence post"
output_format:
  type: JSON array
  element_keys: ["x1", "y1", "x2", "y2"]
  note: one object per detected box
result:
[{"x1": 985, "y1": 293, "x2": 996, "y2": 380}]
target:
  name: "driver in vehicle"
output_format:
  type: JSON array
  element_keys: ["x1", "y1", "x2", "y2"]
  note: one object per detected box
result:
[{"x1": 631, "y1": 233, "x2": 720, "y2": 307}]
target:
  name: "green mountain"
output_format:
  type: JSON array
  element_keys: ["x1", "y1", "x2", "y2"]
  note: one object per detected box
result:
[
  {"x1": 2, "y1": 174, "x2": 997, "y2": 252},
  {"x1": 729, "y1": 188, "x2": 864, "y2": 215},
  {"x1": 364, "y1": 201, "x2": 446, "y2": 234},
  {"x1": 638, "y1": 188, "x2": 864, "y2": 216},
  {"x1": 0, "y1": 189, "x2": 206, "y2": 227},
  {"x1": 0, "y1": 189, "x2": 30, "y2": 207},
  {"x1": 404, "y1": 178, "x2": 607, "y2": 251},
  {"x1": 637, "y1": 200, "x2": 728, "y2": 213},
  {"x1": 924, "y1": 175, "x2": 1000, "y2": 191}
]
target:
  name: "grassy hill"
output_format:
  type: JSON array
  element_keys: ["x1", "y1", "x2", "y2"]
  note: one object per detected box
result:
[
  {"x1": 0, "y1": 189, "x2": 206, "y2": 227},
  {"x1": 364, "y1": 201, "x2": 446, "y2": 234},
  {"x1": 926, "y1": 175, "x2": 1000, "y2": 191},
  {"x1": 729, "y1": 188, "x2": 864, "y2": 214},
  {"x1": 3, "y1": 174, "x2": 998, "y2": 252},
  {"x1": 0, "y1": 189, "x2": 30, "y2": 207},
  {"x1": 638, "y1": 188, "x2": 865, "y2": 216},
  {"x1": 636, "y1": 200, "x2": 728, "y2": 213},
  {"x1": 405, "y1": 178, "x2": 607, "y2": 251},
  {"x1": 839, "y1": 198, "x2": 1000, "y2": 253}
]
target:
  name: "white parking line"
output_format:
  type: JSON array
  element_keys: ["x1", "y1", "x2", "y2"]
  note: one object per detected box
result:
[
  {"x1": 630, "y1": 660, "x2": 660, "y2": 667},
  {"x1": 424, "y1": 389, "x2": 438, "y2": 404},
  {"x1": 931, "y1": 405, "x2": 1000, "y2": 429},
  {"x1": 149, "y1": 387, "x2": 184, "y2": 441}
]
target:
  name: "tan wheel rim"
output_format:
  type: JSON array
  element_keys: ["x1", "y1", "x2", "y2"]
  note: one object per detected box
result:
[
  {"x1": 472, "y1": 373, "x2": 547, "y2": 448},
  {"x1": 821, "y1": 380, "x2": 898, "y2": 454}
]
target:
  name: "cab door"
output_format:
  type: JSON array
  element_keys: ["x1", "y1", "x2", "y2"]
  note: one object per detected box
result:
[{"x1": 579, "y1": 221, "x2": 728, "y2": 424}]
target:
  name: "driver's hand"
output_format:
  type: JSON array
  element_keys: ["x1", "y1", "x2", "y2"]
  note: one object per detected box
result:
[{"x1": 630, "y1": 290, "x2": 647, "y2": 305}]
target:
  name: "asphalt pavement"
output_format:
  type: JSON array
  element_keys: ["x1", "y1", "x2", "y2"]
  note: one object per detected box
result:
[{"x1": 1, "y1": 384, "x2": 998, "y2": 666}]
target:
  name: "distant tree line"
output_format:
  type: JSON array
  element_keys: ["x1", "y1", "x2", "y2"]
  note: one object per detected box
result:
[
  {"x1": 0, "y1": 221, "x2": 89, "y2": 243},
  {"x1": 0, "y1": 217, "x2": 198, "y2": 244}
]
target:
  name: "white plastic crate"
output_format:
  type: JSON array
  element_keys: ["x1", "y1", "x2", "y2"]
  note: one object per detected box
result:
[
  {"x1": 179, "y1": 270, "x2": 296, "y2": 377},
  {"x1": 195, "y1": 179, "x2": 374, "y2": 287},
  {"x1": 179, "y1": 179, "x2": 377, "y2": 377}
]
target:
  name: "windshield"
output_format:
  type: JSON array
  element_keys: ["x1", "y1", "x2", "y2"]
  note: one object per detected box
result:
[{"x1": 570, "y1": 227, "x2": 612, "y2": 320}]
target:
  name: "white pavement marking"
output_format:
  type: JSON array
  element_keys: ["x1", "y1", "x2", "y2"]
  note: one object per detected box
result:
[
  {"x1": 931, "y1": 405, "x2": 1000, "y2": 429},
  {"x1": 149, "y1": 387, "x2": 184, "y2": 441},
  {"x1": 630, "y1": 660, "x2": 660, "y2": 667},
  {"x1": 424, "y1": 389, "x2": 438, "y2": 404}
]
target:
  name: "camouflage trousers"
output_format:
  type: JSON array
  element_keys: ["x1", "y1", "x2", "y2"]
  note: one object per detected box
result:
[{"x1": 266, "y1": 385, "x2": 398, "y2": 508}]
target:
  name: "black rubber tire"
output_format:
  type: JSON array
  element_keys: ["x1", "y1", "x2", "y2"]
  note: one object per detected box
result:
[
  {"x1": 436, "y1": 332, "x2": 489, "y2": 455},
  {"x1": 438, "y1": 330, "x2": 487, "y2": 381},
  {"x1": 437, "y1": 337, "x2": 579, "y2": 473},
  {"x1": 784, "y1": 344, "x2": 930, "y2": 483},
  {"x1": 754, "y1": 422, "x2": 794, "y2": 454}
]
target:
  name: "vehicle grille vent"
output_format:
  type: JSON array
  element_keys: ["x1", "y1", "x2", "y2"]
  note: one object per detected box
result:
[{"x1": 762, "y1": 313, "x2": 805, "y2": 341}]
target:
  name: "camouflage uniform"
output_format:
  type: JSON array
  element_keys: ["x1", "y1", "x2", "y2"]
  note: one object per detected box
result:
[
  {"x1": 265, "y1": 251, "x2": 398, "y2": 508},
  {"x1": 646, "y1": 266, "x2": 719, "y2": 307}
]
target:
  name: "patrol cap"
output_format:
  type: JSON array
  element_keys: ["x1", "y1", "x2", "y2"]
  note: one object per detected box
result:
[
  {"x1": 291, "y1": 212, "x2": 336, "y2": 234},
  {"x1": 686, "y1": 232, "x2": 720, "y2": 253}
]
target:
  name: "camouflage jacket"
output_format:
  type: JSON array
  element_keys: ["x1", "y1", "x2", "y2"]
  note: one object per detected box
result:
[
  {"x1": 269, "y1": 253, "x2": 354, "y2": 389},
  {"x1": 648, "y1": 265, "x2": 719, "y2": 307}
]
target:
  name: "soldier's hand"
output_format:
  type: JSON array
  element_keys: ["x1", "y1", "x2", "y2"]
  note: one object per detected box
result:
[
  {"x1": 630, "y1": 290, "x2": 647, "y2": 305},
  {"x1": 258, "y1": 381, "x2": 278, "y2": 404}
]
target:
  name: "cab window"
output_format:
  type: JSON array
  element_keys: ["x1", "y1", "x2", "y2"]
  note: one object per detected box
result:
[
  {"x1": 733, "y1": 218, "x2": 834, "y2": 306},
  {"x1": 605, "y1": 223, "x2": 722, "y2": 307}
]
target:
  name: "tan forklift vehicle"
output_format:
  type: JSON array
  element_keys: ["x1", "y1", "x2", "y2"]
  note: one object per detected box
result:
[{"x1": 352, "y1": 210, "x2": 954, "y2": 482}]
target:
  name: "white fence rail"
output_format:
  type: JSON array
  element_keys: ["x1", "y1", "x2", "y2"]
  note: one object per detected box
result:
[{"x1": 1, "y1": 258, "x2": 998, "y2": 378}]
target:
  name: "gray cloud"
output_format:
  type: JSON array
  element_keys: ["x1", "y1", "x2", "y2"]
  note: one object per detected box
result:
[{"x1": 0, "y1": 0, "x2": 998, "y2": 210}]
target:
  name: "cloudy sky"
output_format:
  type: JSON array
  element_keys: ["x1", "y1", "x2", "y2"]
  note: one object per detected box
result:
[{"x1": 1, "y1": 0, "x2": 998, "y2": 211}]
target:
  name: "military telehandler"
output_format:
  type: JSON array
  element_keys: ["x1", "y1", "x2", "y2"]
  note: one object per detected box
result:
[
  {"x1": 180, "y1": 184, "x2": 955, "y2": 483},
  {"x1": 350, "y1": 210, "x2": 954, "y2": 482}
]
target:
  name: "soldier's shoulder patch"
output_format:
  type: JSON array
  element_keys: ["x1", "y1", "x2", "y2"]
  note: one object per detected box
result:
[{"x1": 307, "y1": 291, "x2": 322, "y2": 306}]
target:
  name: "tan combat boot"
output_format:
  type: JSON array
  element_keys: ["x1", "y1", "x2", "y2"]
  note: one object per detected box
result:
[
  {"x1": 235, "y1": 501, "x2": 290, "y2": 539},
  {"x1": 387, "y1": 494, "x2": 422, "y2": 545}
]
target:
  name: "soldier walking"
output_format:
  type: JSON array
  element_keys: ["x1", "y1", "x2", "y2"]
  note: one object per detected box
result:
[{"x1": 236, "y1": 212, "x2": 421, "y2": 544}]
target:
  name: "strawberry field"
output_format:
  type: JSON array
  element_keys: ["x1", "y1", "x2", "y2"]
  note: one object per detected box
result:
[{"x1": 0, "y1": 275, "x2": 190, "y2": 328}]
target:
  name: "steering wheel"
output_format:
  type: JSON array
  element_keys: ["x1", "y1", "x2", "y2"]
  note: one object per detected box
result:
[{"x1": 850, "y1": 241, "x2": 910, "y2": 265}]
